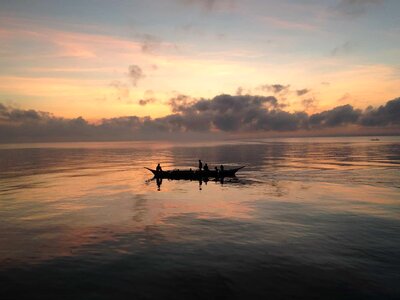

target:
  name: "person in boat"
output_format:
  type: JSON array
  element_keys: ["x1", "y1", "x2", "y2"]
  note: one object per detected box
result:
[
  {"x1": 156, "y1": 163, "x2": 162, "y2": 172},
  {"x1": 220, "y1": 165, "x2": 224, "y2": 173},
  {"x1": 214, "y1": 166, "x2": 219, "y2": 175},
  {"x1": 203, "y1": 163, "x2": 209, "y2": 172},
  {"x1": 198, "y1": 160, "x2": 203, "y2": 171}
]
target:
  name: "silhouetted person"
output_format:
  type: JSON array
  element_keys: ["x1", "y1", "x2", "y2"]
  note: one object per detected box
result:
[
  {"x1": 185, "y1": 168, "x2": 191, "y2": 179},
  {"x1": 156, "y1": 163, "x2": 162, "y2": 172},
  {"x1": 220, "y1": 165, "x2": 224, "y2": 173},
  {"x1": 203, "y1": 163, "x2": 209, "y2": 172},
  {"x1": 198, "y1": 160, "x2": 203, "y2": 171},
  {"x1": 214, "y1": 166, "x2": 219, "y2": 176}
]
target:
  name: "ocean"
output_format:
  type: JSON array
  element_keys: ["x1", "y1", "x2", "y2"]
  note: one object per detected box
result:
[{"x1": 0, "y1": 137, "x2": 399, "y2": 299}]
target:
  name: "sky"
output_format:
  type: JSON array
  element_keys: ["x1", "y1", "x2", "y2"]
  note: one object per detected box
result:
[{"x1": 0, "y1": 0, "x2": 399, "y2": 141}]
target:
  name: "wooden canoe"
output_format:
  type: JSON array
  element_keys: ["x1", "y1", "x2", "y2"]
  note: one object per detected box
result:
[{"x1": 145, "y1": 166, "x2": 244, "y2": 179}]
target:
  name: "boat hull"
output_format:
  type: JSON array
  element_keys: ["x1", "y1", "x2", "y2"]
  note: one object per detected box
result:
[{"x1": 145, "y1": 167, "x2": 244, "y2": 179}]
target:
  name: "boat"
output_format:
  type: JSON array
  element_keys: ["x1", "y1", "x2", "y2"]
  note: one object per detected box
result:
[{"x1": 145, "y1": 166, "x2": 245, "y2": 179}]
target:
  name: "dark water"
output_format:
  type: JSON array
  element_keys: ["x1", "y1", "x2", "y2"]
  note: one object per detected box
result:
[{"x1": 0, "y1": 137, "x2": 399, "y2": 299}]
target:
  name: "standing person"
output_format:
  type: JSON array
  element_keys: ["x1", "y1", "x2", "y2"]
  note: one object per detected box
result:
[
  {"x1": 156, "y1": 163, "x2": 162, "y2": 172},
  {"x1": 198, "y1": 160, "x2": 203, "y2": 171},
  {"x1": 220, "y1": 165, "x2": 224, "y2": 173}
]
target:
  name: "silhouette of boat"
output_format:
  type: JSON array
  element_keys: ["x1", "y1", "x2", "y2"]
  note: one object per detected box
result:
[{"x1": 145, "y1": 166, "x2": 245, "y2": 179}]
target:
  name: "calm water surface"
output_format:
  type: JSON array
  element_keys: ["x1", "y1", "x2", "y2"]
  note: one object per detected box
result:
[{"x1": 0, "y1": 137, "x2": 399, "y2": 299}]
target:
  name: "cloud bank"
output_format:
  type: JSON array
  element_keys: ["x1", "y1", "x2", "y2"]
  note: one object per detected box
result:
[{"x1": 0, "y1": 95, "x2": 399, "y2": 142}]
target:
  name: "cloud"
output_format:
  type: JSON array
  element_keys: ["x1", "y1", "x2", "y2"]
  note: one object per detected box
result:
[
  {"x1": 184, "y1": 94, "x2": 283, "y2": 131},
  {"x1": 0, "y1": 104, "x2": 49, "y2": 122},
  {"x1": 138, "y1": 90, "x2": 156, "y2": 106},
  {"x1": 168, "y1": 94, "x2": 197, "y2": 113},
  {"x1": 0, "y1": 108, "x2": 95, "y2": 141},
  {"x1": 0, "y1": 97, "x2": 399, "y2": 142},
  {"x1": 335, "y1": 0, "x2": 383, "y2": 16},
  {"x1": 296, "y1": 89, "x2": 310, "y2": 96},
  {"x1": 360, "y1": 97, "x2": 400, "y2": 126},
  {"x1": 138, "y1": 99, "x2": 156, "y2": 106},
  {"x1": 177, "y1": 0, "x2": 235, "y2": 11},
  {"x1": 128, "y1": 65, "x2": 144, "y2": 86},
  {"x1": 331, "y1": 41, "x2": 356, "y2": 56},
  {"x1": 309, "y1": 104, "x2": 361, "y2": 128},
  {"x1": 259, "y1": 84, "x2": 290, "y2": 94},
  {"x1": 302, "y1": 98, "x2": 317, "y2": 110},
  {"x1": 139, "y1": 34, "x2": 162, "y2": 54}
]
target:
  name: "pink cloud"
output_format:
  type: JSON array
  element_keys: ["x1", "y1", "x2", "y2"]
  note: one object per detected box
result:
[{"x1": 0, "y1": 15, "x2": 142, "y2": 59}]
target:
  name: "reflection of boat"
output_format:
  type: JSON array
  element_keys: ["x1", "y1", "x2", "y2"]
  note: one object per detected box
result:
[{"x1": 145, "y1": 166, "x2": 245, "y2": 179}]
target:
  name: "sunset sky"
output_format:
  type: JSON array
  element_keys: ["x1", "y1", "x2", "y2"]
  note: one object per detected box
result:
[{"x1": 0, "y1": 0, "x2": 399, "y2": 141}]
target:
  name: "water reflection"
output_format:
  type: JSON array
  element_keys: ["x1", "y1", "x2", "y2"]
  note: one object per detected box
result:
[
  {"x1": 156, "y1": 177, "x2": 162, "y2": 191},
  {"x1": 145, "y1": 175, "x2": 255, "y2": 191},
  {"x1": 0, "y1": 137, "x2": 399, "y2": 299},
  {"x1": 148, "y1": 176, "x2": 241, "y2": 191}
]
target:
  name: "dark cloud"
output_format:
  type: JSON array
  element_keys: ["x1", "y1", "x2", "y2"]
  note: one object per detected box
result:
[
  {"x1": 138, "y1": 90, "x2": 156, "y2": 106},
  {"x1": 0, "y1": 105, "x2": 49, "y2": 122},
  {"x1": 309, "y1": 104, "x2": 361, "y2": 128},
  {"x1": 163, "y1": 94, "x2": 306, "y2": 132},
  {"x1": 1, "y1": 97, "x2": 399, "y2": 142},
  {"x1": 259, "y1": 84, "x2": 290, "y2": 94},
  {"x1": 335, "y1": 0, "x2": 383, "y2": 16},
  {"x1": 128, "y1": 65, "x2": 144, "y2": 86},
  {"x1": 177, "y1": 0, "x2": 235, "y2": 11},
  {"x1": 296, "y1": 89, "x2": 310, "y2": 96},
  {"x1": 168, "y1": 94, "x2": 197, "y2": 113},
  {"x1": 138, "y1": 99, "x2": 155, "y2": 106},
  {"x1": 0, "y1": 111, "x2": 94, "y2": 142},
  {"x1": 258, "y1": 84, "x2": 310, "y2": 100},
  {"x1": 360, "y1": 98, "x2": 400, "y2": 126}
]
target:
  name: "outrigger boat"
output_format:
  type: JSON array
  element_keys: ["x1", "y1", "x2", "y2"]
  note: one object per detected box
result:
[{"x1": 145, "y1": 166, "x2": 245, "y2": 179}]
